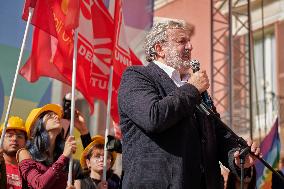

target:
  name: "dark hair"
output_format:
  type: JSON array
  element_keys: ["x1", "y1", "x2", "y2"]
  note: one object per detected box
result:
[
  {"x1": 26, "y1": 111, "x2": 65, "y2": 166},
  {"x1": 227, "y1": 166, "x2": 256, "y2": 189}
]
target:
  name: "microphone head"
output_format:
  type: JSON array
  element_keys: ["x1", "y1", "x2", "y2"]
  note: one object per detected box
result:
[{"x1": 190, "y1": 59, "x2": 200, "y2": 72}]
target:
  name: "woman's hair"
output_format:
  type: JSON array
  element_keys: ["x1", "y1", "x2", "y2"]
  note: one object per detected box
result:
[
  {"x1": 226, "y1": 166, "x2": 256, "y2": 189},
  {"x1": 26, "y1": 111, "x2": 64, "y2": 166}
]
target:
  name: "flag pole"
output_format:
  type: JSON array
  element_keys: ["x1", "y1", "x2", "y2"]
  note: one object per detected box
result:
[
  {"x1": 67, "y1": 29, "x2": 78, "y2": 186},
  {"x1": 103, "y1": 66, "x2": 114, "y2": 181},
  {"x1": 0, "y1": 8, "x2": 33, "y2": 147}
]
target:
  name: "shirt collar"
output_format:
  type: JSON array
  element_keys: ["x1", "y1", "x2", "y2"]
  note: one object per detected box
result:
[{"x1": 153, "y1": 60, "x2": 189, "y2": 82}]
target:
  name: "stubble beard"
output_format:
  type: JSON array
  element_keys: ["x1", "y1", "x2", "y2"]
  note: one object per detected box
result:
[{"x1": 164, "y1": 46, "x2": 191, "y2": 71}]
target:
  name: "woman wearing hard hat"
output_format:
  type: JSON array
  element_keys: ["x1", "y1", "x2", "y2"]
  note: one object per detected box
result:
[
  {"x1": 75, "y1": 135, "x2": 120, "y2": 189},
  {"x1": 16, "y1": 104, "x2": 77, "y2": 189}
]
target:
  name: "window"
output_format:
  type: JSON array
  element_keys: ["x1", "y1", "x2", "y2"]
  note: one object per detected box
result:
[{"x1": 253, "y1": 28, "x2": 277, "y2": 132}]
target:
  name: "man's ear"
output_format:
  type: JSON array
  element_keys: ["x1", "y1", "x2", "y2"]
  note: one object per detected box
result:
[{"x1": 154, "y1": 43, "x2": 165, "y2": 58}]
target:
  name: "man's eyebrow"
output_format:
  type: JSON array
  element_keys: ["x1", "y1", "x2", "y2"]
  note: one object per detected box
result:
[{"x1": 173, "y1": 35, "x2": 190, "y2": 40}]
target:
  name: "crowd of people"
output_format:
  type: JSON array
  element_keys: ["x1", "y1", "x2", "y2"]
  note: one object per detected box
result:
[
  {"x1": 0, "y1": 18, "x2": 283, "y2": 189},
  {"x1": 0, "y1": 104, "x2": 120, "y2": 189}
]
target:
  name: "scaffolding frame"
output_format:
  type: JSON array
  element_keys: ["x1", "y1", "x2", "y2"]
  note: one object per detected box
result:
[{"x1": 211, "y1": 0, "x2": 253, "y2": 138}]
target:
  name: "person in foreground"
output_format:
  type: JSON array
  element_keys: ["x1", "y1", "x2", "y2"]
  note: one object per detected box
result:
[
  {"x1": 118, "y1": 19, "x2": 261, "y2": 189},
  {"x1": 0, "y1": 116, "x2": 27, "y2": 189},
  {"x1": 17, "y1": 104, "x2": 77, "y2": 189},
  {"x1": 76, "y1": 135, "x2": 120, "y2": 189}
]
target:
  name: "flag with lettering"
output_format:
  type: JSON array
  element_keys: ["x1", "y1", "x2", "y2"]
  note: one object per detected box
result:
[{"x1": 20, "y1": 0, "x2": 153, "y2": 125}]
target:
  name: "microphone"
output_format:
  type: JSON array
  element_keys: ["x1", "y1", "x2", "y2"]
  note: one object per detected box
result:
[{"x1": 189, "y1": 59, "x2": 214, "y2": 109}]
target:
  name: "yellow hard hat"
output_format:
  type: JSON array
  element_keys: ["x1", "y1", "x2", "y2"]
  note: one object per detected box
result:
[
  {"x1": 25, "y1": 104, "x2": 63, "y2": 138},
  {"x1": 80, "y1": 135, "x2": 117, "y2": 169},
  {"x1": 0, "y1": 116, "x2": 26, "y2": 134}
]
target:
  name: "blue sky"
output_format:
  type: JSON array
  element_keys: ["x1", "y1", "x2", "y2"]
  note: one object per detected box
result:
[{"x1": 0, "y1": 0, "x2": 32, "y2": 50}]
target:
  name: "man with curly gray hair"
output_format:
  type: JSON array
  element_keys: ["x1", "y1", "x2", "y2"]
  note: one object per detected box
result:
[
  {"x1": 144, "y1": 19, "x2": 193, "y2": 62},
  {"x1": 118, "y1": 18, "x2": 260, "y2": 189}
]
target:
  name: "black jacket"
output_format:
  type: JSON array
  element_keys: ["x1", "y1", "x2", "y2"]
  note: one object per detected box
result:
[{"x1": 118, "y1": 62, "x2": 240, "y2": 189}]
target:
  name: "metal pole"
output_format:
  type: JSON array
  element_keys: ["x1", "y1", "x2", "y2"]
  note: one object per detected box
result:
[
  {"x1": 67, "y1": 29, "x2": 78, "y2": 186},
  {"x1": 103, "y1": 66, "x2": 114, "y2": 181},
  {"x1": 210, "y1": 0, "x2": 214, "y2": 99},
  {"x1": 229, "y1": 0, "x2": 233, "y2": 128},
  {"x1": 248, "y1": 0, "x2": 253, "y2": 139}
]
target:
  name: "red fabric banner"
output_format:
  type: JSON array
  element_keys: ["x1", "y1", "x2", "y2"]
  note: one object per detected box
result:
[
  {"x1": 20, "y1": 0, "x2": 144, "y2": 136},
  {"x1": 22, "y1": 0, "x2": 57, "y2": 37}
]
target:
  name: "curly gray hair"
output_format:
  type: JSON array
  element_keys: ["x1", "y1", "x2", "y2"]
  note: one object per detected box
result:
[{"x1": 144, "y1": 19, "x2": 194, "y2": 62}]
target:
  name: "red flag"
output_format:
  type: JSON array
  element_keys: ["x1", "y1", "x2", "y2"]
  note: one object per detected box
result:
[
  {"x1": 112, "y1": 0, "x2": 143, "y2": 76},
  {"x1": 64, "y1": 0, "x2": 80, "y2": 30},
  {"x1": 106, "y1": 0, "x2": 143, "y2": 126},
  {"x1": 113, "y1": 121, "x2": 122, "y2": 139},
  {"x1": 85, "y1": 0, "x2": 118, "y2": 121},
  {"x1": 22, "y1": 0, "x2": 57, "y2": 37},
  {"x1": 85, "y1": 0, "x2": 143, "y2": 124},
  {"x1": 20, "y1": 0, "x2": 143, "y2": 130},
  {"x1": 20, "y1": 0, "x2": 115, "y2": 115},
  {"x1": 19, "y1": 28, "x2": 70, "y2": 84},
  {"x1": 20, "y1": 0, "x2": 96, "y2": 112}
]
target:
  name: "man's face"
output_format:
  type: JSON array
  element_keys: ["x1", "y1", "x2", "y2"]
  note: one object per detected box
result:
[
  {"x1": 3, "y1": 129, "x2": 26, "y2": 156},
  {"x1": 162, "y1": 28, "x2": 193, "y2": 73}
]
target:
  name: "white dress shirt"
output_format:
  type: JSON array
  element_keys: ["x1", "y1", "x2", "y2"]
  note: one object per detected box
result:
[{"x1": 153, "y1": 60, "x2": 189, "y2": 87}]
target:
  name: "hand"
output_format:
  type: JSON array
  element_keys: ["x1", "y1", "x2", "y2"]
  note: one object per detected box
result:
[
  {"x1": 188, "y1": 70, "x2": 210, "y2": 93},
  {"x1": 97, "y1": 180, "x2": 108, "y2": 189},
  {"x1": 234, "y1": 139, "x2": 261, "y2": 168},
  {"x1": 63, "y1": 136, "x2": 77, "y2": 158},
  {"x1": 74, "y1": 110, "x2": 88, "y2": 135}
]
